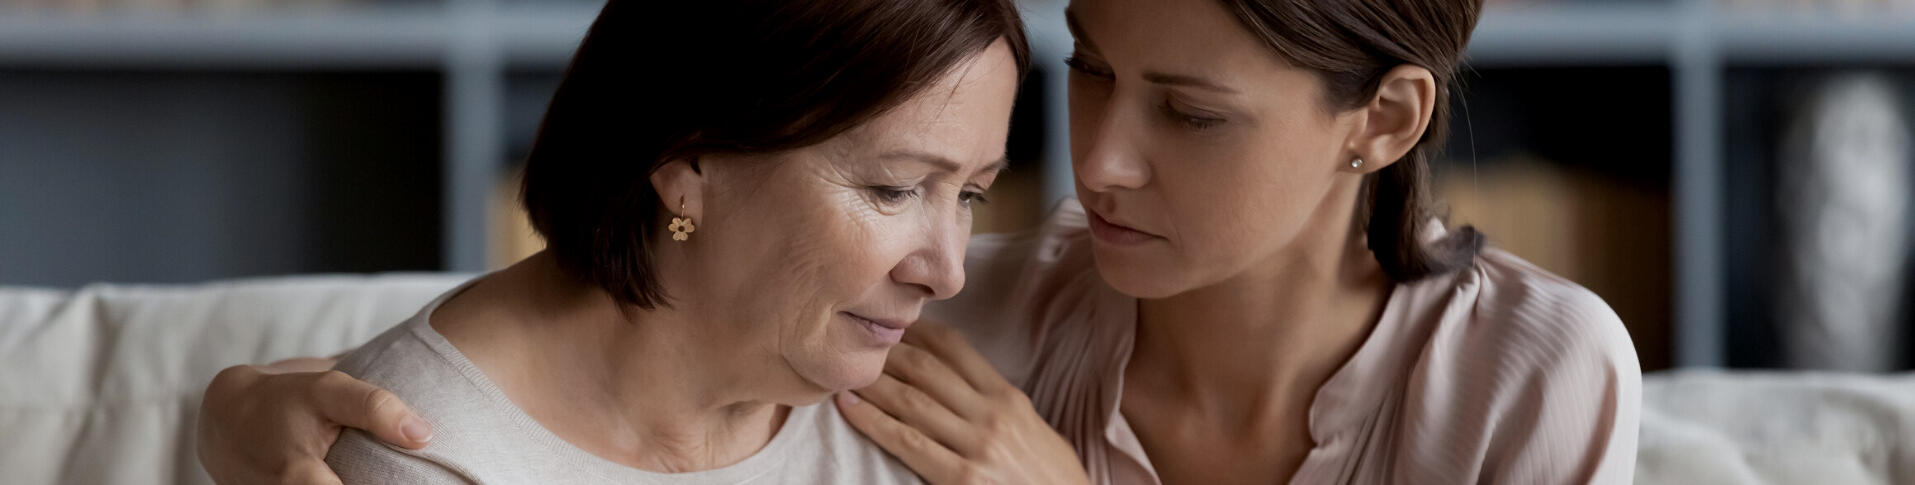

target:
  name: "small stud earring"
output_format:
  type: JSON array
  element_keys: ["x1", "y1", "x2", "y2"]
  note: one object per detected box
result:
[
  {"x1": 668, "y1": 197, "x2": 696, "y2": 242},
  {"x1": 1350, "y1": 158, "x2": 1364, "y2": 169}
]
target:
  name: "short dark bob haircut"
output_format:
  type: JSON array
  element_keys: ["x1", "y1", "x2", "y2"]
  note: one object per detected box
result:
[{"x1": 520, "y1": 0, "x2": 1031, "y2": 309}]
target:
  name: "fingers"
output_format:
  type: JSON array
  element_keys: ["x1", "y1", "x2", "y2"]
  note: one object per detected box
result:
[
  {"x1": 884, "y1": 343, "x2": 988, "y2": 417},
  {"x1": 904, "y1": 322, "x2": 1015, "y2": 395},
  {"x1": 855, "y1": 373, "x2": 983, "y2": 454},
  {"x1": 203, "y1": 365, "x2": 266, "y2": 412},
  {"x1": 198, "y1": 365, "x2": 362, "y2": 485},
  {"x1": 198, "y1": 366, "x2": 263, "y2": 485},
  {"x1": 834, "y1": 391, "x2": 972, "y2": 484},
  {"x1": 281, "y1": 460, "x2": 348, "y2": 485},
  {"x1": 263, "y1": 357, "x2": 340, "y2": 374},
  {"x1": 308, "y1": 370, "x2": 433, "y2": 449}
]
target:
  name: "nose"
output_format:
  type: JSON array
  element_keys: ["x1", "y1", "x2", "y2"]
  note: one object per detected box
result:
[
  {"x1": 889, "y1": 208, "x2": 967, "y2": 301},
  {"x1": 1072, "y1": 96, "x2": 1151, "y2": 192}
]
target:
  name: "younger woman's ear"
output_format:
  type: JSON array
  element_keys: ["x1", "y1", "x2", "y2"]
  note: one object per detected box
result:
[
  {"x1": 649, "y1": 157, "x2": 704, "y2": 220},
  {"x1": 1344, "y1": 65, "x2": 1437, "y2": 173}
]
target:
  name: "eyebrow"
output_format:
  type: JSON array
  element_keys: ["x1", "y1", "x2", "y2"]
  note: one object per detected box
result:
[
  {"x1": 1065, "y1": 9, "x2": 1240, "y2": 95},
  {"x1": 1142, "y1": 71, "x2": 1240, "y2": 94},
  {"x1": 877, "y1": 150, "x2": 1010, "y2": 177}
]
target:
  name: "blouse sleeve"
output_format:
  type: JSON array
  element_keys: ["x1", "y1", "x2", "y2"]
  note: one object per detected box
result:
[{"x1": 1477, "y1": 286, "x2": 1643, "y2": 484}]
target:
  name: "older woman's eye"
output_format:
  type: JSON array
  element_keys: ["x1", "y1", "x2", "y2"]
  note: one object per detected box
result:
[
  {"x1": 869, "y1": 186, "x2": 920, "y2": 204},
  {"x1": 958, "y1": 190, "x2": 990, "y2": 208}
]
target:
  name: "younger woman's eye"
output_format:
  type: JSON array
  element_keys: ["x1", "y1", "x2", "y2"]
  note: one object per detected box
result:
[
  {"x1": 870, "y1": 186, "x2": 920, "y2": 204},
  {"x1": 1161, "y1": 102, "x2": 1225, "y2": 131},
  {"x1": 1063, "y1": 55, "x2": 1113, "y2": 79}
]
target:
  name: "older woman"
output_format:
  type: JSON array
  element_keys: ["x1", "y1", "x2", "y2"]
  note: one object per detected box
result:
[
  {"x1": 202, "y1": 0, "x2": 1640, "y2": 483},
  {"x1": 191, "y1": 0, "x2": 1048, "y2": 483}
]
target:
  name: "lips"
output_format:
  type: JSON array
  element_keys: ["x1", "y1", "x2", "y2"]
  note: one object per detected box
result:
[
  {"x1": 844, "y1": 312, "x2": 912, "y2": 345},
  {"x1": 1085, "y1": 207, "x2": 1162, "y2": 245},
  {"x1": 845, "y1": 312, "x2": 912, "y2": 331}
]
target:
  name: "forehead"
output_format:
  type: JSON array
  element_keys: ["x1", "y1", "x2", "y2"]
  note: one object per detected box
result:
[
  {"x1": 832, "y1": 42, "x2": 1019, "y2": 168},
  {"x1": 1071, "y1": 0, "x2": 1335, "y2": 117},
  {"x1": 1069, "y1": 0, "x2": 1304, "y2": 84}
]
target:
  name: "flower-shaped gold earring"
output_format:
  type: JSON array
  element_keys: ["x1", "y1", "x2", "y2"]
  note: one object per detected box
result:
[{"x1": 669, "y1": 197, "x2": 695, "y2": 242}]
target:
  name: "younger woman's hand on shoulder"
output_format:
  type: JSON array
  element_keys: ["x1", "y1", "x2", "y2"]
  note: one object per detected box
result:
[
  {"x1": 836, "y1": 322, "x2": 1089, "y2": 485},
  {"x1": 195, "y1": 357, "x2": 431, "y2": 485}
]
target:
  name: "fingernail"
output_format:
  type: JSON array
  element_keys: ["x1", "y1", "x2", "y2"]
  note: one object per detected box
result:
[
  {"x1": 837, "y1": 392, "x2": 860, "y2": 406},
  {"x1": 401, "y1": 416, "x2": 433, "y2": 444}
]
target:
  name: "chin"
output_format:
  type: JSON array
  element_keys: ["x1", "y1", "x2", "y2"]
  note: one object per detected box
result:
[
  {"x1": 1091, "y1": 246, "x2": 1191, "y2": 299},
  {"x1": 794, "y1": 348, "x2": 889, "y2": 392}
]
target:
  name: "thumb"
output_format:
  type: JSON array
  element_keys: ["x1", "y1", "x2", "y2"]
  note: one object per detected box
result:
[{"x1": 308, "y1": 371, "x2": 433, "y2": 449}]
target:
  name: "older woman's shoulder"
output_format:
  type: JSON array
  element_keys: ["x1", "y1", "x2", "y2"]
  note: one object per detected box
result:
[{"x1": 327, "y1": 428, "x2": 472, "y2": 484}]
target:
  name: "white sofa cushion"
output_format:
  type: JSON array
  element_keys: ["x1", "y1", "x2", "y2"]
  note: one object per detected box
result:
[
  {"x1": 0, "y1": 274, "x2": 466, "y2": 485},
  {"x1": 1636, "y1": 369, "x2": 1915, "y2": 485}
]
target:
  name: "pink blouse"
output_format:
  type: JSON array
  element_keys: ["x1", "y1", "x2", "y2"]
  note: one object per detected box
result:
[{"x1": 926, "y1": 200, "x2": 1641, "y2": 484}]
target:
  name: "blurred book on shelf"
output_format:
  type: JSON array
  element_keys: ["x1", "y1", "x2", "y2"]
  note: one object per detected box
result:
[
  {"x1": 1437, "y1": 156, "x2": 1674, "y2": 370},
  {"x1": 1774, "y1": 72, "x2": 1910, "y2": 371}
]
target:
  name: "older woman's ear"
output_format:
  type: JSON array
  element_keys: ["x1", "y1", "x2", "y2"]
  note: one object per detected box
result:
[{"x1": 650, "y1": 157, "x2": 706, "y2": 222}]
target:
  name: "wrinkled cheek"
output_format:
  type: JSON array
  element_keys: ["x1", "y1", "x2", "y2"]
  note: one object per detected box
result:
[
  {"x1": 771, "y1": 230, "x2": 841, "y2": 342},
  {"x1": 770, "y1": 192, "x2": 884, "y2": 354}
]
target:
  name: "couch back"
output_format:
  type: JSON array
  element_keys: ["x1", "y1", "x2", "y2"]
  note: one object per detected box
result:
[
  {"x1": 0, "y1": 274, "x2": 467, "y2": 485},
  {"x1": 3, "y1": 274, "x2": 1912, "y2": 484}
]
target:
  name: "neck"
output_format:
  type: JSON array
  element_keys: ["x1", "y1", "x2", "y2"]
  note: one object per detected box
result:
[
  {"x1": 1129, "y1": 186, "x2": 1394, "y2": 423},
  {"x1": 457, "y1": 252, "x2": 790, "y2": 473}
]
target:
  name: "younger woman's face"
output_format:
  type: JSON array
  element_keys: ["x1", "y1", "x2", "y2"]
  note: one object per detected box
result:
[
  {"x1": 1064, "y1": 0, "x2": 1369, "y2": 298},
  {"x1": 670, "y1": 41, "x2": 1019, "y2": 397}
]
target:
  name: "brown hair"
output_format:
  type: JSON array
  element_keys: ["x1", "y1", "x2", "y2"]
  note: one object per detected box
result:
[
  {"x1": 521, "y1": 0, "x2": 1030, "y2": 308},
  {"x1": 1218, "y1": 0, "x2": 1486, "y2": 282}
]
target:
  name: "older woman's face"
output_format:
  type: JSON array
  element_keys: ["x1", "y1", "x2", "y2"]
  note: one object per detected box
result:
[{"x1": 678, "y1": 42, "x2": 1018, "y2": 394}]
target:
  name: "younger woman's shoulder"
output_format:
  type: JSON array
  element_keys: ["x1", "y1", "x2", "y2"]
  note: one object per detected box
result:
[
  {"x1": 1391, "y1": 247, "x2": 1642, "y2": 483},
  {"x1": 1444, "y1": 247, "x2": 1639, "y2": 367}
]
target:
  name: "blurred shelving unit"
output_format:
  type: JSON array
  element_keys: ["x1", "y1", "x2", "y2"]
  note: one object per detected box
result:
[
  {"x1": 3, "y1": 0, "x2": 1911, "y2": 369},
  {"x1": 0, "y1": 1, "x2": 606, "y2": 283},
  {"x1": 1447, "y1": 0, "x2": 1915, "y2": 370}
]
